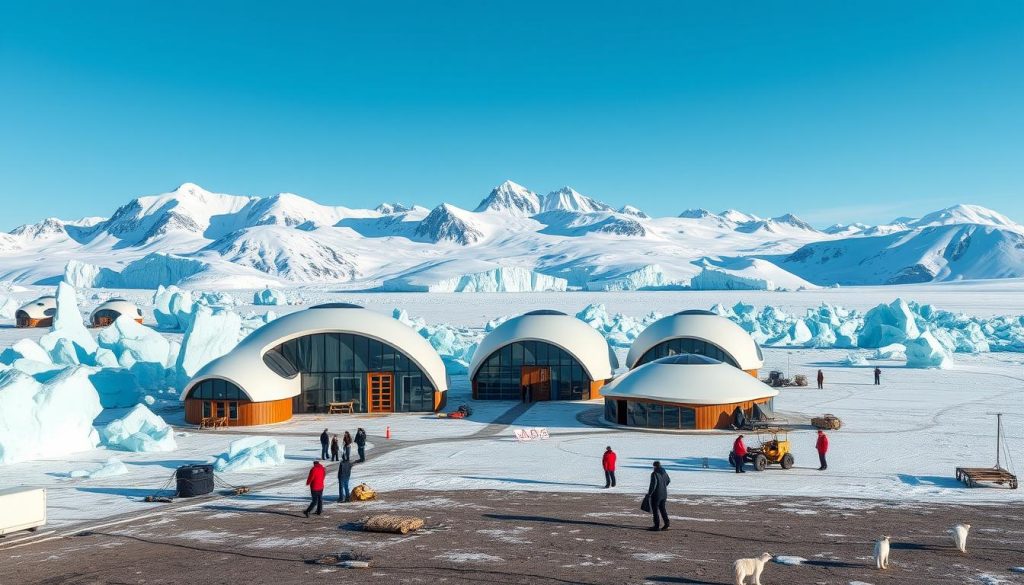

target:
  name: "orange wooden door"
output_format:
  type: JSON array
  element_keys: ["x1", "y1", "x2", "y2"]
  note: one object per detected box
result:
[
  {"x1": 520, "y1": 366, "x2": 551, "y2": 401},
  {"x1": 368, "y1": 373, "x2": 394, "y2": 413}
]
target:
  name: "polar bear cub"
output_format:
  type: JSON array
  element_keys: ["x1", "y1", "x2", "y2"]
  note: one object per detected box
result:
[
  {"x1": 873, "y1": 535, "x2": 891, "y2": 569},
  {"x1": 733, "y1": 552, "x2": 773, "y2": 585}
]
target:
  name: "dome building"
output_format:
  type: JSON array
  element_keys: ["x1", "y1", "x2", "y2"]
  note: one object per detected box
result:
[
  {"x1": 469, "y1": 310, "x2": 617, "y2": 401},
  {"x1": 626, "y1": 310, "x2": 764, "y2": 376},
  {"x1": 181, "y1": 303, "x2": 449, "y2": 426},
  {"x1": 602, "y1": 354, "x2": 779, "y2": 430},
  {"x1": 15, "y1": 296, "x2": 57, "y2": 328},
  {"x1": 90, "y1": 298, "x2": 144, "y2": 327}
]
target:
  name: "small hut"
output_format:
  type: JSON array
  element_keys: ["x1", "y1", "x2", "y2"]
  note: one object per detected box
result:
[
  {"x1": 15, "y1": 296, "x2": 57, "y2": 328},
  {"x1": 90, "y1": 298, "x2": 144, "y2": 327}
]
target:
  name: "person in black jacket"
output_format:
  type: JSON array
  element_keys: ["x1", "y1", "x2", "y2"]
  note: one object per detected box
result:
[
  {"x1": 355, "y1": 428, "x2": 367, "y2": 462},
  {"x1": 337, "y1": 459, "x2": 353, "y2": 502},
  {"x1": 319, "y1": 429, "x2": 329, "y2": 460},
  {"x1": 647, "y1": 461, "x2": 671, "y2": 531},
  {"x1": 330, "y1": 435, "x2": 340, "y2": 462}
]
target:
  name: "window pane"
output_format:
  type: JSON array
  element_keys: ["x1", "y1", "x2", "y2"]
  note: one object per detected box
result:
[
  {"x1": 522, "y1": 341, "x2": 536, "y2": 365},
  {"x1": 663, "y1": 406, "x2": 679, "y2": 429},
  {"x1": 324, "y1": 333, "x2": 340, "y2": 372},
  {"x1": 511, "y1": 343, "x2": 523, "y2": 366},
  {"x1": 340, "y1": 334, "x2": 355, "y2": 370},
  {"x1": 310, "y1": 334, "x2": 326, "y2": 372},
  {"x1": 353, "y1": 335, "x2": 369, "y2": 371},
  {"x1": 680, "y1": 407, "x2": 696, "y2": 429},
  {"x1": 202, "y1": 401, "x2": 211, "y2": 417},
  {"x1": 229, "y1": 402, "x2": 238, "y2": 420}
]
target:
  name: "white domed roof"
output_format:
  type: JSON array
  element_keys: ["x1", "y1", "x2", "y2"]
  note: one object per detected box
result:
[
  {"x1": 469, "y1": 310, "x2": 616, "y2": 381},
  {"x1": 90, "y1": 298, "x2": 143, "y2": 321},
  {"x1": 17, "y1": 296, "x2": 57, "y2": 320},
  {"x1": 626, "y1": 311, "x2": 764, "y2": 370},
  {"x1": 602, "y1": 355, "x2": 778, "y2": 405},
  {"x1": 182, "y1": 305, "x2": 448, "y2": 403}
]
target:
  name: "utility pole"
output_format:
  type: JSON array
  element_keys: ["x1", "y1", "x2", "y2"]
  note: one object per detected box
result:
[{"x1": 996, "y1": 413, "x2": 1002, "y2": 469}]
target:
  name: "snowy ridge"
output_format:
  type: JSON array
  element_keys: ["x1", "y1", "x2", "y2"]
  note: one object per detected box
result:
[{"x1": 1, "y1": 181, "x2": 1021, "y2": 290}]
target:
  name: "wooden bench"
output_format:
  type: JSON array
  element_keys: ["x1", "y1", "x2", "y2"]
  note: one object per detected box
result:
[
  {"x1": 199, "y1": 417, "x2": 213, "y2": 429},
  {"x1": 955, "y1": 467, "x2": 1018, "y2": 489},
  {"x1": 199, "y1": 416, "x2": 230, "y2": 429},
  {"x1": 328, "y1": 401, "x2": 355, "y2": 414}
]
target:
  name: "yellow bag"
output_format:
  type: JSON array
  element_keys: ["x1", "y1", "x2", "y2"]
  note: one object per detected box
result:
[{"x1": 351, "y1": 483, "x2": 377, "y2": 501}]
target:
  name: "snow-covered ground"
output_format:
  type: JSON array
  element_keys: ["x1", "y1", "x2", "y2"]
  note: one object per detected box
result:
[{"x1": 1, "y1": 285, "x2": 1022, "y2": 533}]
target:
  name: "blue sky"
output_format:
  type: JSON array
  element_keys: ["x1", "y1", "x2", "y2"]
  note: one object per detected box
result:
[{"x1": 1, "y1": 1, "x2": 1022, "y2": 230}]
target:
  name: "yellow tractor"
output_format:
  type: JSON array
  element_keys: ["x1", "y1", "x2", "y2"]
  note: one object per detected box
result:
[{"x1": 729, "y1": 428, "x2": 795, "y2": 471}]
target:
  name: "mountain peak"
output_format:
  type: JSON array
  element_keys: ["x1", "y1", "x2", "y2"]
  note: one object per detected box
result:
[
  {"x1": 540, "y1": 186, "x2": 612, "y2": 213},
  {"x1": 415, "y1": 204, "x2": 484, "y2": 245},
  {"x1": 618, "y1": 205, "x2": 649, "y2": 219},
  {"x1": 909, "y1": 204, "x2": 1018, "y2": 229},
  {"x1": 475, "y1": 180, "x2": 540, "y2": 215}
]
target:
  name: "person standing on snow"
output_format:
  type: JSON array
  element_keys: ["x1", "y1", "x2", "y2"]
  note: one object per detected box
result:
[
  {"x1": 330, "y1": 435, "x2": 340, "y2": 462},
  {"x1": 733, "y1": 434, "x2": 747, "y2": 473},
  {"x1": 319, "y1": 429, "x2": 330, "y2": 460},
  {"x1": 602, "y1": 446, "x2": 617, "y2": 488},
  {"x1": 342, "y1": 431, "x2": 353, "y2": 461},
  {"x1": 874, "y1": 367, "x2": 881, "y2": 385},
  {"x1": 646, "y1": 461, "x2": 671, "y2": 531},
  {"x1": 355, "y1": 428, "x2": 367, "y2": 462},
  {"x1": 337, "y1": 458, "x2": 353, "y2": 502},
  {"x1": 303, "y1": 460, "x2": 326, "y2": 517},
  {"x1": 816, "y1": 369, "x2": 825, "y2": 389},
  {"x1": 816, "y1": 430, "x2": 829, "y2": 471}
]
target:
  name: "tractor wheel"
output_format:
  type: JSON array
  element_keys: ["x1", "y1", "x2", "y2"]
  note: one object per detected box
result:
[
  {"x1": 781, "y1": 453, "x2": 794, "y2": 469},
  {"x1": 754, "y1": 454, "x2": 767, "y2": 471}
]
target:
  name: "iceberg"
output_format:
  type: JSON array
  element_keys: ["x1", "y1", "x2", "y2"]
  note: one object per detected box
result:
[
  {"x1": 393, "y1": 308, "x2": 481, "y2": 367},
  {"x1": 383, "y1": 265, "x2": 567, "y2": 293},
  {"x1": 689, "y1": 258, "x2": 816, "y2": 291},
  {"x1": 905, "y1": 331, "x2": 953, "y2": 368},
  {"x1": 253, "y1": 287, "x2": 289, "y2": 305},
  {"x1": 100, "y1": 404, "x2": 177, "y2": 452},
  {"x1": 0, "y1": 367, "x2": 102, "y2": 465},
  {"x1": 584, "y1": 264, "x2": 674, "y2": 291},
  {"x1": 152, "y1": 285, "x2": 197, "y2": 331},
  {"x1": 175, "y1": 305, "x2": 243, "y2": 387},
  {"x1": 213, "y1": 436, "x2": 285, "y2": 472},
  {"x1": 0, "y1": 295, "x2": 19, "y2": 319},
  {"x1": 97, "y1": 315, "x2": 173, "y2": 367},
  {"x1": 63, "y1": 259, "x2": 123, "y2": 288},
  {"x1": 38, "y1": 281, "x2": 99, "y2": 365},
  {"x1": 857, "y1": 299, "x2": 920, "y2": 348},
  {"x1": 872, "y1": 343, "x2": 907, "y2": 360}
]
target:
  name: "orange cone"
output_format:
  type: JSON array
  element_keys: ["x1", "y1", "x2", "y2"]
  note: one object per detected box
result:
[{"x1": 385, "y1": 426, "x2": 391, "y2": 439}]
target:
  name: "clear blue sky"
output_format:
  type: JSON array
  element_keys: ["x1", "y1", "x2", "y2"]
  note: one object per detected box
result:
[{"x1": 1, "y1": 1, "x2": 1022, "y2": 230}]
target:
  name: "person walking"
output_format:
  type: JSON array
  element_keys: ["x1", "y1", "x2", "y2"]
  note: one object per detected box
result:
[
  {"x1": 330, "y1": 435, "x2": 340, "y2": 462},
  {"x1": 816, "y1": 369, "x2": 824, "y2": 390},
  {"x1": 337, "y1": 458, "x2": 353, "y2": 502},
  {"x1": 319, "y1": 429, "x2": 329, "y2": 460},
  {"x1": 646, "y1": 461, "x2": 671, "y2": 531},
  {"x1": 303, "y1": 460, "x2": 326, "y2": 517},
  {"x1": 733, "y1": 434, "x2": 748, "y2": 473},
  {"x1": 602, "y1": 446, "x2": 617, "y2": 488},
  {"x1": 355, "y1": 428, "x2": 367, "y2": 462},
  {"x1": 521, "y1": 384, "x2": 529, "y2": 403},
  {"x1": 342, "y1": 431, "x2": 353, "y2": 461},
  {"x1": 874, "y1": 367, "x2": 881, "y2": 385},
  {"x1": 816, "y1": 430, "x2": 829, "y2": 471}
]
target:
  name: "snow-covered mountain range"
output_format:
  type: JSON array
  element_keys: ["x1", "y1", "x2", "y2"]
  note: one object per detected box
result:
[{"x1": 2, "y1": 181, "x2": 1022, "y2": 291}]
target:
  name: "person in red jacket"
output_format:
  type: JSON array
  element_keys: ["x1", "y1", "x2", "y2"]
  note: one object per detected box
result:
[
  {"x1": 816, "y1": 430, "x2": 829, "y2": 471},
  {"x1": 303, "y1": 460, "x2": 326, "y2": 517},
  {"x1": 602, "y1": 446, "x2": 617, "y2": 488},
  {"x1": 732, "y1": 435, "x2": 747, "y2": 473}
]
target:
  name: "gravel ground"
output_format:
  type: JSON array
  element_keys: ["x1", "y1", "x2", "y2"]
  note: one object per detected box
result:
[{"x1": 3, "y1": 489, "x2": 1023, "y2": 585}]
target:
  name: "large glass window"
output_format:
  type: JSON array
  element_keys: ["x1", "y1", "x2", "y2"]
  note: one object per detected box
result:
[
  {"x1": 635, "y1": 338, "x2": 739, "y2": 368},
  {"x1": 608, "y1": 400, "x2": 697, "y2": 430},
  {"x1": 472, "y1": 341, "x2": 594, "y2": 400},
  {"x1": 187, "y1": 379, "x2": 248, "y2": 401},
  {"x1": 267, "y1": 333, "x2": 437, "y2": 413}
]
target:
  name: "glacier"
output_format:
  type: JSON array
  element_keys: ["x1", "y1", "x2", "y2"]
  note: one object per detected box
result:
[
  {"x1": 214, "y1": 436, "x2": 285, "y2": 472},
  {"x1": 689, "y1": 258, "x2": 816, "y2": 291},
  {"x1": 253, "y1": 287, "x2": 290, "y2": 305},
  {"x1": 383, "y1": 265, "x2": 567, "y2": 293},
  {"x1": 583, "y1": 264, "x2": 675, "y2": 291}
]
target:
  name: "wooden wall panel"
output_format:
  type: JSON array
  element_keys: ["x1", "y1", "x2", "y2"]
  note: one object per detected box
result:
[
  {"x1": 605, "y1": 396, "x2": 772, "y2": 430},
  {"x1": 590, "y1": 379, "x2": 606, "y2": 399},
  {"x1": 184, "y1": 398, "x2": 293, "y2": 426}
]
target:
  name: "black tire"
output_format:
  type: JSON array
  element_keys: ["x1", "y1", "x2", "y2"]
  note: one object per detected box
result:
[
  {"x1": 781, "y1": 453, "x2": 794, "y2": 470},
  {"x1": 754, "y1": 454, "x2": 767, "y2": 471}
]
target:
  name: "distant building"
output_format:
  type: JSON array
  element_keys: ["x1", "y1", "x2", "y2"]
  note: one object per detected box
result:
[
  {"x1": 181, "y1": 303, "x2": 449, "y2": 426},
  {"x1": 469, "y1": 310, "x2": 617, "y2": 401},
  {"x1": 89, "y1": 298, "x2": 144, "y2": 327},
  {"x1": 15, "y1": 296, "x2": 57, "y2": 328},
  {"x1": 626, "y1": 310, "x2": 764, "y2": 376}
]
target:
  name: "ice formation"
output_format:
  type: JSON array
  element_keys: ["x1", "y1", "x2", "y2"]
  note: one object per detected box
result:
[
  {"x1": 575, "y1": 304, "x2": 661, "y2": 348},
  {"x1": 394, "y1": 308, "x2": 480, "y2": 373},
  {"x1": 100, "y1": 404, "x2": 177, "y2": 452},
  {"x1": 583, "y1": 264, "x2": 673, "y2": 291},
  {"x1": 175, "y1": 305, "x2": 243, "y2": 387},
  {"x1": 214, "y1": 436, "x2": 285, "y2": 472},
  {"x1": 70, "y1": 457, "x2": 129, "y2": 479},
  {"x1": 905, "y1": 331, "x2": 953, "y2": 368},
  {"x1": 384, "y1": 265, "x2": 567, "y2": 293},
  {"x1": 38, "y1": 281, "x2": 99, "y2": 365},
  {"x1": 253, "y1": 287, "x2": 289, "y2": 305},
  {"x1": 0, "y1": 367, "x2": 102, "y2": 465},
  {"x1": 689, "y1": 258, "x2": 816, "y2": 291},
  {"x1": 857, "y1": 299, "x2": 921, "y2": 348},
  {"x1": 0, "y1": 295, "x2": 19, "y2": 319},
  {"x1": 152, "y1": 285, "x2": 197, "y2": 330}
]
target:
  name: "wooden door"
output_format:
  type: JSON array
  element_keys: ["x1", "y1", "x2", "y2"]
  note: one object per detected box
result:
[
  {"x1": 520, "y1": 366, "x2": 551, "y2": 402},
  {"x1": 368, "y1": 373, "x2": 394, "y2": 413}
]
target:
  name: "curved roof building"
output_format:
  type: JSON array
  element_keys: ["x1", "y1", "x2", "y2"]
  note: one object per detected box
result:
[
  {"x1": 90, "y1": 298, "x2": 144, "y2": 327},
  {"x1": 626, "y1": 310, "x2": 764, "y2": 375},
  {"x1": 16, "y1": 296, "x2": 57, "y2": 328},
  {"x1": 469, "y1": 310, "x2": 617, "y2": 401},
  {"x1": 602, "y1": 354, "x2": 779, "y2": 430},
  {"x1": 182, "y1": 304, "x2": 449, "y2": 426}
]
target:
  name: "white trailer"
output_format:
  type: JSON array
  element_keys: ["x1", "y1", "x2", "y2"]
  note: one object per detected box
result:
[{"x1": 0, "y1": 487, "x2": 46, "y2": 536}]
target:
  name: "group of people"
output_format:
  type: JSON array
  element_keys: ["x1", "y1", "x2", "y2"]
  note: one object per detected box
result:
[
  {"x1": 816, "y1": 367, "x2": 882, "y2": 389},
  {"x1": 303, "y1": 427, "x2": 369, "y2": 517},
  {"x1": 601, "y1": 430, "x2": 832, "y2": 530}
]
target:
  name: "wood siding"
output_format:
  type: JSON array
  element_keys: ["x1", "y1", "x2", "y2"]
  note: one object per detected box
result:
[
  {"x1": 16, "y1": 317, "x2": 52, "y2": 328},
  {"x1": 745, "y1": 369, "x2": 758, "y2": 378},
  {"x1": 610, "y1": 396, "x2": 773, "y2": 430},
  {"x1": 185, "y1": 397, "x2": 293, "y2": 426},
  {"x1": 590, "y1": 379, "x2": 607, "y2": 399}
]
